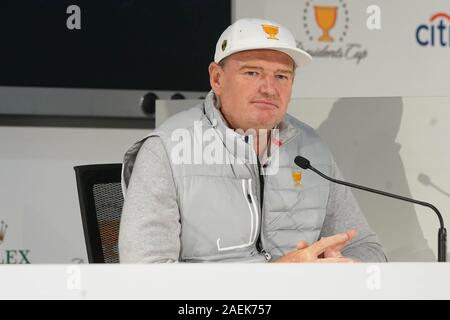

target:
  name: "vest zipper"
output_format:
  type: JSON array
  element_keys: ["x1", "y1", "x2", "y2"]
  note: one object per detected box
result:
[
  {"x1": 245, "y1": 135, "x2": 272, "y2": 261},
  {"x1": 256, "y1": 158, "x2": 272, "y2": 261}
]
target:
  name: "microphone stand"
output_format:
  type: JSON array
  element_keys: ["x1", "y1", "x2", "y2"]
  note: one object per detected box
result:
[{"x1": 299, "y1": 158, "x2": 447, "y2": 262}]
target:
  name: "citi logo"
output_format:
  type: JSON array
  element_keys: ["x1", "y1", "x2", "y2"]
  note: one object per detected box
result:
[{"x1": 416, "y1": 13, "x2": 450, "y2": 47}]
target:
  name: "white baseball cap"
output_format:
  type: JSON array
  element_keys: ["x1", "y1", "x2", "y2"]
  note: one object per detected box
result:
[{"x1": 214, "y1": 18, "x2": 312, "y2": 68}]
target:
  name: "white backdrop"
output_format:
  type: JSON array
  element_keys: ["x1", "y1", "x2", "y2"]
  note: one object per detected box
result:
[
  {"x1": 0, "y1": 126, "x2": 148, "y2": 263},
  {"x1": 291, "y1": 96, "x2": 450, "y2": 261},
  {"x1": 234, "y1": 0, "x2": 450, "y2": 98}
]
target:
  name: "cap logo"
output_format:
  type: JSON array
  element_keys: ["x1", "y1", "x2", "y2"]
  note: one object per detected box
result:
[
  {"x1": 261, "y1": 24, "x2": 279, "y2": 40},
  {"x1": 221, "y1": 39, "x2": 227, "y2": 51}
]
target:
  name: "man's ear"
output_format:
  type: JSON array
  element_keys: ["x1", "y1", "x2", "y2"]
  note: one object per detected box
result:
[{"x1": 208, "y1": 62, "x2": 223, "y2": 96}]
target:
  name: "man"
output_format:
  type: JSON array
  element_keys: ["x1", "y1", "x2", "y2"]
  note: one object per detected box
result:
[{"x1": 119, "y1": 18, "x2": 386, "y2": 263}]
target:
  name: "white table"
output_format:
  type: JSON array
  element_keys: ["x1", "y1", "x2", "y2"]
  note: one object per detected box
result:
[{"x1": 1, "y1": 263, "x2": 449, "y2": 299}]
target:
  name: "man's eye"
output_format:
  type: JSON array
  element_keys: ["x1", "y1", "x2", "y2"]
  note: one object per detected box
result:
[
  {"x1": 276, "y1": 74, "x2": 289, "y2": 80},
  {"x1": 245, "y1": 71, "x2": 259, "y2": 76}
]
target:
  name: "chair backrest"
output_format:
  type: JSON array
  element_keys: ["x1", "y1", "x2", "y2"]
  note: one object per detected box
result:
[{"x1": 74, "y1": 164, "x2": 123, "y2": 263}]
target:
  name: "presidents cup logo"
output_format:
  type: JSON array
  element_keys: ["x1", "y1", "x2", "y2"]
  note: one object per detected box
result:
[
  {"x1": 313, "y1": 5, "x2": 342, "y2": 42},
  {"x1": 416, "y1": 13, "x2": 450, "y2": 47},
  {"x1": 261, "y1": 24, "x2": 279, "y2": 40},
  {"x1": 0, "y1": 220, "x2": 31, "y2": 264},
  {"x1": 298, "y1": 0, "x2": 368, "y2": 64}
]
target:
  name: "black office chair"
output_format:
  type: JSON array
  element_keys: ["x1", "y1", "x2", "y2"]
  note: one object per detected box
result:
[{"x1": 74, "y1": 164, "x2": 123, "y2": 263}]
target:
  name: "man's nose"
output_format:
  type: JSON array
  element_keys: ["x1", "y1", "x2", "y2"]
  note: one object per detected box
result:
[{"x1": 259, "y1": 75, "x2": 277, "y2": 96}]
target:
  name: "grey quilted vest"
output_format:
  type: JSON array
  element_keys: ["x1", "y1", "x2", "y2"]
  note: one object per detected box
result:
[{"x1": 122, "y1": 91, "x2": 332, "y2": 262}]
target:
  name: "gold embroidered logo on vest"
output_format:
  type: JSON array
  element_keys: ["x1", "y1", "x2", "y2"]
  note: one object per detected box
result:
[{"x1": 292, "y1": 171, "x2": 302, "y2": 187}]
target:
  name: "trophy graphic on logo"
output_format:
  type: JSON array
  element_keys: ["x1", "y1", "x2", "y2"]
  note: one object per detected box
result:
[
  {"x1": 261, "y1": 24, "x2": 279, "y2": 40},
  {"x1": 314, "y1": 5, "x2": 338, "y2": 42}
]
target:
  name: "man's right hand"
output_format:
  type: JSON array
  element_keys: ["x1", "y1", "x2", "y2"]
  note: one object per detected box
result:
[{"x1": 273, "y1": 229, "x2": 356, "y2": 263}]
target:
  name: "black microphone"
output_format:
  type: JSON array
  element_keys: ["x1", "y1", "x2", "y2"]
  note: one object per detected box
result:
[{"x1": 294, "y1": 155, "x2": 447, "y2": 262}]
